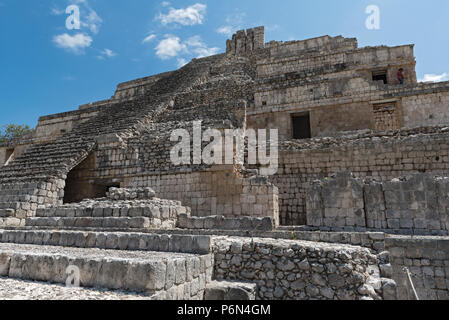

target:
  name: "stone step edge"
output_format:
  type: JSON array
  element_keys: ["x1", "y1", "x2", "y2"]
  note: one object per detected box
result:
[
  {"x1": 35, "y1": 206, "x2": 189, "y2": 218},
  {"x1": 0, "y1": 218, "x2": 25, "y2": 228},
  {"x1": 0, "y1": 229, "x2": 212, "y2": 254},
  {"x1": 25, "y1": 217, "x2": 176, "y2": 230},
  {"x1": 178, "y1": 214, "x2": 276, "y2": 231},
  {"x1": 0, "y1": 248, "x2": 213, "y2": 295}
]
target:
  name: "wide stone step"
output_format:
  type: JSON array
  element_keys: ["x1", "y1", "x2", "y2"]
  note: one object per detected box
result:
[
  {"x1": 0, "y1": 243, "x2": 213, "y2": 297},
  {"x1": 0, "y1": 229, "x2": 212, "y2": 254},
  {"x1": 0, "y1": 277, "x2": 153, "y2": 300},
  {"x1": 178, "y1": 214, "x2": 276, "y2": 231},
  {"x1": 35, "y1": 203, "x2": 188, "y2": 219},
  {"x1": 26, "y1": 217, "x2": 161, "y2": 229}
]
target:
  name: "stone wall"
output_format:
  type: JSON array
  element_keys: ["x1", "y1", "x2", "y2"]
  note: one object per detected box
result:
[
  {"x1": 249, "y1": 82, "x2": 449, "y2": 139},
  {"x1": 35, "y1": 108, "x2": 101, "y2": 143},
  {"x1": 212, "y1": 236, "x2": 394, "y2": 300},
  {"x1": 271, "y1": 127, "x2": 449, "y2": 225},
  {"x1": 265, "y1": 35, "x2": 358, "y2": 61},
  {"x1": 0, "y1": 144, "x2": 33, "y2": 168},
  {"x1": 306, "y1": 172, "x2": 449, "y2": 235},
  {"x1": 248, "y1": 101, "x2": 377, "y2": 140},
  {"x1": 0, "y1": 179, "x2": 65, "y2": 227},
  {"x1": 402, "y1": 91, "x2": 449, "y2": 128},
  {"x1": 178, "y1": 214, "x2": 276, "y2": 231},
  {"x1": 306, "y1": 172, "x2": 365, "y2": 228},
  {"x1": 258, "y1": 43, "x2": 414, "y2": 80},
  {"x1": 112, "y1": 71, "x2": 175, "y2": 101},
  {"x1": 385, "y1": 236, "x2": 449, "y2": 300},
  {"x1": 27, "y1": 193, "x2": 190, "y2": 230},
  {"x1": 124, "y1": 171, "x2": 279, "y2": 222}
]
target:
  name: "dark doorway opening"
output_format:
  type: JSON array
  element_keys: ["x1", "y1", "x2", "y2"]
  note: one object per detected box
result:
[
  {"x1": 63, "y1": 153, "x2": 110, "y2": 203},
  {"x1": 372, "y1": 70, "x2": 388, "y2": 84},
  {"x1": 292, "y1": 113, "x2": 311, "y2": 139}
]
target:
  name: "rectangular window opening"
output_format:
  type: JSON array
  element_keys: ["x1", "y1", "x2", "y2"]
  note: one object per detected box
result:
[
  {"x1": 292, "y1": 113, "x2": 311, "y2": 140},
  {"x1": 372, "y1": 70, "x2": 388, "y2": 84}
]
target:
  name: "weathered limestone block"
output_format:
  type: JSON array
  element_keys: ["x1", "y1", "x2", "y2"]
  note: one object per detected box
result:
[
  {"x1": 226, "y1": 27, "x2": 265, "y2": 55},
  {"x1": 385, "y1": 236, "x2": 449, "y2": 300},
  {"x1": 204, "y1": 281, "x2": 257, "y2": 300},
  {"x1": 306, "y1": 172, "x2": 366, "y2": 228},
  {"x1": 306, "y1": 173, "x2": 449, "y2": 235},
  {"x1": 364, "y1": 180, "x2": 387, "y2": 229},
  {"x1": 0, "y1": 252, "x2": 11, "y2": 276},
  {"x1": 106, "y1": 187, "x2": 156, "y2": 201},
  {"x1": 177, "y1": 215, "x2": 276, "y2": 231},
  {"x1": 212, "y1": 237, "x2": 391, "y2": 300}
]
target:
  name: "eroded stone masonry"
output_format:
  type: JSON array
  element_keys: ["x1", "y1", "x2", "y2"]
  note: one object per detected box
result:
[{"x1": 0, "y1": 27, "x2": 448, "y2": 300}]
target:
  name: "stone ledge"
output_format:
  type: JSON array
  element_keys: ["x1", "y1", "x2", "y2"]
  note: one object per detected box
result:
[
  {"x1": 0, "y1": 229, "x2": 212, "y2": 254},
  {"x1": 0, "y1": 243, "x2": 212, "y2": 294},
  {"x1": 178, "y1": 214, "x2": 275, "y2": 231}
]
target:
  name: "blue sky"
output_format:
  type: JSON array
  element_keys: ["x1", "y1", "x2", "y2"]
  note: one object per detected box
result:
[{"x1": 0, "y1": 0, "x2": 448, "y2": 128}]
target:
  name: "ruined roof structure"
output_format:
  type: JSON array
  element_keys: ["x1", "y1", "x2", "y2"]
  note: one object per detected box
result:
[{"x1": 0, "y1": 27, "x2": 448, "y2": 300}]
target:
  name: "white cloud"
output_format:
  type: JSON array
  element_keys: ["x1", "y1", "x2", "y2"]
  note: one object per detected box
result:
[
  {"x1": 185, "y1": 35, "x2": 220, "y2": 58},
  {"x1": 53, "y1": 33, "x2": 92, "y2": 54},
  {"x1": 216, "y1": 12, "x2": 247, "y2": 37},
  {"x1": 419, "y1": 73, "x2": 449, "y2": 83},
  {"x1": 51, "y1": 7, "x2": 64, "y2": 15},
  {"x1": 216, "y1": 26, "x2": 235, "y2": 37},
  {"x1": 266, "y1": 24, "x2": 280, "y2": 32},
  {"x1": 100, "y1": 48, "x2": 117, "y2": 58},
  {"x1": 177, "y1": 58, "x2": 188, "y2": 68},
  {"x1": 84, "y1": 9, "x2": 102, "y2": 34},
  {"x1": 53, "y1": 0, "x2": 102, "y2": 34},
  {"x1": 142, "y1": 34, "x2": 157, "y2": 44},
  {"x1": 155, "y1": 36, "x2": 187, "y2": 59},
  {"x1": 157, "y1": 3, "x2": 206, "y2": 26},
  {"x1": 96, "y1": 48, "x2": 117, "y2": 60},
  {"x1": 51, "y1": 1, "x2": 102, "y2": 54},
  {"x1": 161, "y1": 1, "x2": 171, "y2": 7},
  {"x1": 155, "y1": 35, "x2": 219, "y2": 66},
  {"x1": 184, "y1": 35, "x2": 203, "y2": 48}
]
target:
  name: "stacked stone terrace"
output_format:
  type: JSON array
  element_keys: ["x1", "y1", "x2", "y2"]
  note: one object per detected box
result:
[
  {"x1": 0, "y1": 26, "x2": 448, "y2": 300},
  {"x1": 0, "y1": 54, "x2": 225, "y2": 225}
]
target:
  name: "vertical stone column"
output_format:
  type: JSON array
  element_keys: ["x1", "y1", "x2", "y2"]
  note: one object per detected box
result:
[
  {"x1": 226, "y1": 26, "x2": 265, "y2": 55},
  {"x1": 252, "y1": 26, "x2": 265, "y2": 50}
]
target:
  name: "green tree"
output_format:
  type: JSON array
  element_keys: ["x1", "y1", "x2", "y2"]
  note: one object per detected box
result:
[{"x1": 0, "y1": 124, "x2": 32, "y2": 144}]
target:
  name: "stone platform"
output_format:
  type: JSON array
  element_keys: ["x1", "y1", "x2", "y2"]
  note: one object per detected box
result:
[
  {"x1": 0, "y1": 277, "x2": 152, "y2": 300},
  {"x1": 0, "y1": 242, "x2": 213, "y2": 299},
  {"x1": 27, "y1": 197, "x2": 190, "y2": 230}
]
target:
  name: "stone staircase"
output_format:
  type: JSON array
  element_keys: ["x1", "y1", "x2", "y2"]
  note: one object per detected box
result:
[
  {"x1": 0, "y1": 224, "x2": 215, "y2": 300},
  {"x1": 0, "y1": 215, "x2": 264, "y2": 300},
  {"x1": 26, "y1": 197, "x2": 189, "y2": 230},
  {"x1": 0, "y1": 53, "x2": 266, "y2": 300},
  {"x1": 0, "y1": 184, "x2": 259, "y2": 300},
  {"x1": 0, "y1": 55, "x2": 226, "y2": 223}
]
